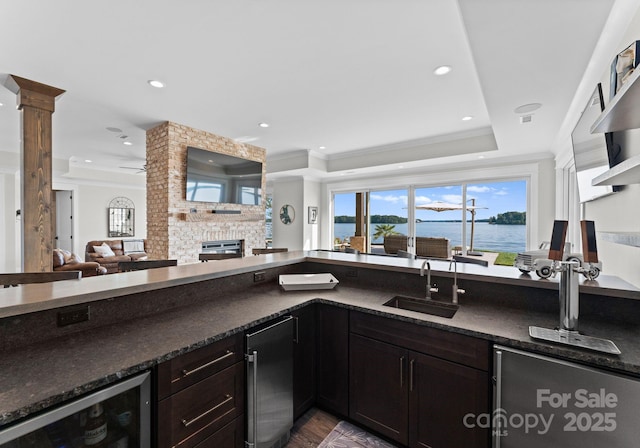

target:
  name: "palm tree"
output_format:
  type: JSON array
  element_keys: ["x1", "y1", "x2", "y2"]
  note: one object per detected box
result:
[{"x1": 373, "y1": 224, "x2": 399, "y2": 240}]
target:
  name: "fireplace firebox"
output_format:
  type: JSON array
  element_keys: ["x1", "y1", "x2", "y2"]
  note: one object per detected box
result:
[{"x1": 199, "y1": 239, "x2": 244, "y2": 261}]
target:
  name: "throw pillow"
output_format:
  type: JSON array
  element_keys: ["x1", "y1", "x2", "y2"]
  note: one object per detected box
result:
[
  {"x1": 52, "y1": 249, "x2": 64, "y2": 268},
  {"x1": 93, "y1": 243, "x2": 116, "y2": 257},
  {"x1": 61, "y1": 249, "x2": 83, "y2": 264}
]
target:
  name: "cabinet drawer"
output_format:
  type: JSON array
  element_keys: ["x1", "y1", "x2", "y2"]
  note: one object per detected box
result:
[
  {"x1": 157, "y1": 333, "x2": 243, "y2": 399},
  {"x1": 350, "y1": 311, "x2": 489, "y2": 371},
  {"x1": 193, "y1": 415, "x2": 244, "y2": 448},
  {"x1": 158, "y1": 362, "x2": 245, "y2": 448}
]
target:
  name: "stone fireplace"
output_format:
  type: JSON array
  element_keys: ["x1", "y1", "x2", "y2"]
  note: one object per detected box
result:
[{"x1": 146, "y1": 122, "x2": 266, "y2": 264}]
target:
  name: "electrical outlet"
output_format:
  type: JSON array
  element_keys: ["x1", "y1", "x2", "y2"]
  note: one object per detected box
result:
[
  {"x1": 57, "y1": 305, "x2": 90, "y2": 327},
  {"x1": 346, "y1": 269, "x2": 358, "y2": 278},
  {"x1": 253, "y1": 271, "x2": 266, "y2": 282}
]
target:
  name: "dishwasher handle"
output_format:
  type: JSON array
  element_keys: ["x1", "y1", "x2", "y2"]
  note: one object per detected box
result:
[
  {"x1": 493, "y1": 349, "x2": 503, "y2": 448},
  {"x1": 246, "y1": 350, "x2": 258, "y2": 448}
]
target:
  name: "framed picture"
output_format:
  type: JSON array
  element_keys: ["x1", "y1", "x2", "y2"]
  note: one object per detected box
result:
[
  {"x1": 308, "y1": 206, "x2": 318, "y2": 224},
  {"x1": 610, "y1": 40, "x2": 640, "y2": 99}
]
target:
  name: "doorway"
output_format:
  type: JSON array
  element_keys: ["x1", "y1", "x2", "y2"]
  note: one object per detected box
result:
[{"x1": 53, "y1": 190, "x2": 73, "y2": 251}]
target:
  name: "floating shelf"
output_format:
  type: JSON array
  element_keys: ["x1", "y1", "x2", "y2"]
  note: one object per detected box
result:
[
  {"x1": 591, "y1": 67, "x2": 640, "y2": 133},
  {"x1": 174, "y1": 212, "x2": 262, "y2": 222},
  {"x1": 598, "y1": 231, "x2": 640, "y2": 248},
  {"x1": 592, "y1": 153, "x2": 640, "y2": 185}
]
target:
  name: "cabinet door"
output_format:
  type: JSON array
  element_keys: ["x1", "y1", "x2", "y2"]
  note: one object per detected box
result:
[
  {"x1": 316, "y1": 304, "x2": 349, "y2": 416},
  {"x1": 350, "y1": 334, "x2": 409, "y2": 445},
  {"x1": 292, "y1": 304, "x2": 316, "y2": 420},
  {"x1": 409, "y1": 351, "x2": 489, "y2": 448}
]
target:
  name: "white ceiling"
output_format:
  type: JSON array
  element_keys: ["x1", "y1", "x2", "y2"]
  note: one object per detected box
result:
[{"x1": 0, "y1": 0, "x2": 633, "y2": 182}]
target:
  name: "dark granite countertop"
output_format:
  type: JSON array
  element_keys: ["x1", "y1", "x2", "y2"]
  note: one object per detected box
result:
[
  {"x1": 1, "y1": 250, "x2": 638, "y2": 319},
  {"x1": 1, "y1": 270, "x2": 640, "y2": 427}
]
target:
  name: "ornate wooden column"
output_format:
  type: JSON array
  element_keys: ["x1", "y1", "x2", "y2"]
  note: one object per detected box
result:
[{"x1": 4, "y1": 75, "x2": 65, "y2": 272}]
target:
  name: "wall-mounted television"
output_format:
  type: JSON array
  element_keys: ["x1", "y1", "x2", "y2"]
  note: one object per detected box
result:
[
  {"x1": 571, "y1": 83, "x2": 621, "y2": 203},
  {"x1": 186, "y1": 146, "x2": 263, "y2": 205}
]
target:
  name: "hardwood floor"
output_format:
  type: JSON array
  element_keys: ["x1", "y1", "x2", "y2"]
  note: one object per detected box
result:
[{"x1": 287, "y1": 408, "x2": 340, "y2": 447}]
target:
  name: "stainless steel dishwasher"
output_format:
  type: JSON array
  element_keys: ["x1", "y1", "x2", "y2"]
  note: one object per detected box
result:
[{"x1": 246, "y1": 316, "x2": 294, "y2": 448}]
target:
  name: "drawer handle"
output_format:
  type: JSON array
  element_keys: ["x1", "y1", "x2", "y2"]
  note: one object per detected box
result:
[
  {"x1": 181, "y1": 394, "x2": 233, "y2": 428},
  {"x1": 409, "y1": 359, "x2": 415, "y2": 392},
  {"x1": 178, "y1": 350, "x2": 235, "y2": 379}
]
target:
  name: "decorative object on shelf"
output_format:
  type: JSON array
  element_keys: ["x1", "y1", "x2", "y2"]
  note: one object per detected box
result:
[
  {"x1": 308, "y1": 206, "x2": 318, "y2": 224},
  {"x1": 610, "y1": 40, "x2": 640, "y2": 99},
  {"x1": 279, "y1": 204, "x2": 295, "y2": 224},
  {"x1": 108, "y1": 197, "x2": 135, "y2": 237}
]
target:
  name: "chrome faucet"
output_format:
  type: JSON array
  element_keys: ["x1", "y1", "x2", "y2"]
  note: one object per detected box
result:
[
  {"x1": 448, "y1": 258, "x2": 466, "y2": 305},
  {"x1": 420, "y1": 259, "x2": 438, "y2": 299}
]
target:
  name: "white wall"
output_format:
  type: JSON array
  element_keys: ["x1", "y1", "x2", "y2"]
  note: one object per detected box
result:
[
  {"x1": 76, "y1": 184, "x2": 147, "y2": 256},
  {"x1": 557, "y1": 6, "x2": 640, "y2": 287},
  {"x1": 272, "y1": 178, "x2": 305, "y2": 250},
  {"x1": 303, "y1": 179, "x2": 321, "y2": 250},
  {"x1": 0, "y1": 173, "x2": 19, "y2": 272},
  {"x1": 0, "y1": 171, "x2": 146, "y2": 271}
]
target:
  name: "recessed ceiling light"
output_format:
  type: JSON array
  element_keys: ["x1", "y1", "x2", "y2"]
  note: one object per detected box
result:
[
  {"x1": 433, "y1": 65, "x2": 452, "y2": 76},
  {"x1": 123, "y1": 141, "x2": 133, "y2": 146},
  {"x1": 478, "y1": 155, "x2": 485, "y2": 159},
  {"x1": 85, "y1": 159, "x2": 92, "y2": 163},
  {"x1": 319, "y1": 146, "x2": 326, "y2": 150},
  {"x1": 462, "y1": 116, "x2": 473, "y2": 121},
  {"x1": 0, "y1": 102, "x2": 4, "y2": 107},
  {"x1": 258, "y1": 122, "x2": 269, "y2": 128},
  {"x1": 147, "y1": 80, "x2": 165, "y2": 88},
  {"x1": 398, "y1": 165, "x2": 404, "y2": 169},
  {"x1": 514, "y1": 103, "x2": 542, "y2": 114}
]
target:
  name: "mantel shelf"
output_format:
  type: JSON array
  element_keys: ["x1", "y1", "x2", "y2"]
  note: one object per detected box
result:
[
  {"x1": 592, "y1": 153, "x2": 640, "y2": 185},
  {"x1": 591, "y1": 66, "x2": 640, "y2": 134},
  {"x1": 174, "y1": 212, "x2": 262, "y2": 222},
  {"x1": 598, "y1": 231, "x2": 640, "y2": 248}
]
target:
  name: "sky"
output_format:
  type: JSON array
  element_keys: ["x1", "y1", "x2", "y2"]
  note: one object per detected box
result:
[{"x1": 334, "y1": 180, "x2": 526, "y2": 221}]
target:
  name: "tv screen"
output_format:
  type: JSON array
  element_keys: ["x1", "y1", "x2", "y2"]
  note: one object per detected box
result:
[
  {"x1": 186, "y1": 146, "x2": 263, "y2": 205},
  {"x1": 571, "y1": 84, "x2": 617, "y2": 203}
]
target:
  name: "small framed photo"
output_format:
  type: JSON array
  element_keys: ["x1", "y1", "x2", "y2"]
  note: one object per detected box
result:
[
  {"x1": 610, "y1": 40, "x2": 640, "y2": 99},
  {"x1": 308, "y1": 206, "x2": 318, "y2": 224}
]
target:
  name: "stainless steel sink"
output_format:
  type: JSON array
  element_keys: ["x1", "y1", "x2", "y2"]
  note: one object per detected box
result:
[{"x1": 383, "y1": 295, "x2": 459, "y2": 318}]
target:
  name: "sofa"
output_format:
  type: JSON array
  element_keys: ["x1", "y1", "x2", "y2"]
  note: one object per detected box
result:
[
  {"x1": 53, "y1": 249, "x2": 107, "y2": 277},
  {"x1": 86, "y1": 239, "x2": 148, "y2": 274}
]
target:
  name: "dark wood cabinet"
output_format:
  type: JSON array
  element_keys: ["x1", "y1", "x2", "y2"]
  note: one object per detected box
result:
[
  {"x1": 156, "y1": 334, "x2": 245, "y2": 448},
  {"x1": 350, "y1": 334, "x2": 409, "y2": 444},
  {"x1": 349, "y1": 311, "x2": 490, "y2": 448},
  {"x1": 316, "y1": 304, "x2": 349, "y2": 416},
  {"x1": 409, "y1": 351, "x2": 489, "y2": 448},
  {"x1": 292, "y1": 304, "x2": 316, "y2": 420}
]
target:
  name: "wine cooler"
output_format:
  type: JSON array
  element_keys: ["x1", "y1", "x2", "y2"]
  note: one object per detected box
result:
[{"x1": 0, "y1": 372, "x2": 150, "y2": 448}]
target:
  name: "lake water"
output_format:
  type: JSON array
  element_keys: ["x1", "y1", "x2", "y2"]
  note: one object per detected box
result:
[{"x1": 334, "y1": 222, "x2": 526, "y2": 253}]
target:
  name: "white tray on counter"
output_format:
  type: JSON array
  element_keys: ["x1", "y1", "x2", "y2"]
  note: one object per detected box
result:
[{"x1": 279, "y1": 273, "x2": 339, "y2": 291}]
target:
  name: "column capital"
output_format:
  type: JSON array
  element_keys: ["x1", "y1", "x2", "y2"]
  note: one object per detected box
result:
[{"x1": 5, "y1": 74, "x2": 65, "y2": 112}]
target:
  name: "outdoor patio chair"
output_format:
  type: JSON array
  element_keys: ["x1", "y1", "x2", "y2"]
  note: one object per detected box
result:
[{"x1": 415, "y1": 237, "x2": 451, "y2": 259}]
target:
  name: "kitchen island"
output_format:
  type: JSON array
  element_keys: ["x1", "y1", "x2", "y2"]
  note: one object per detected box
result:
[{"x1": 1, "y1": 250, "x2": 639, "y2": 428}]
